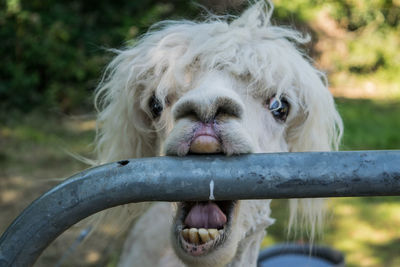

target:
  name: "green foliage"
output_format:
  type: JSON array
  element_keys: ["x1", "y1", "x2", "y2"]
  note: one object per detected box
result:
[
  {"x1": 274, "y1": 0, "x2": 400, "y2": 31},
  {"x1": 0, "y1": 0, "x2": 197, "y2": 113},
  {"x1": 274, "y1": 0, "x2": 400, "y2": 92}
]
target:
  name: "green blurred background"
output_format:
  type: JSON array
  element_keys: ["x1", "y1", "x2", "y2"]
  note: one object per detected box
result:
[{"x1": 0, "y1": 0, "x2": 399, "y2": 266}]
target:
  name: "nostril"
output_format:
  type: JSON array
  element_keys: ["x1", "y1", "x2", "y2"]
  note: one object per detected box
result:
[
  {"x1": 214, "y1": 107, "x2": 225, "y2": 119},
  {"x1": 173, "y1": 101, "x2": 201, "y2": 121},
  {"x1": 214, "y1": 97, "x2": 243, "y2": 119}
]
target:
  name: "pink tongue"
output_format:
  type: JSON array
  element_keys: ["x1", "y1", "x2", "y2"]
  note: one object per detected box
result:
[{"x1": 184, "y1": 202, "x2": 227, "y2": 229}]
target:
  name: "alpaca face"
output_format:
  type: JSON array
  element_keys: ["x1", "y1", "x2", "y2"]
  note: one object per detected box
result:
[
  {"x1": 95, "y1": 3, "x2": 343, "y2": 265},
  {"x1": 145, "y1": 71, "x2": 293, "y2": 265}
]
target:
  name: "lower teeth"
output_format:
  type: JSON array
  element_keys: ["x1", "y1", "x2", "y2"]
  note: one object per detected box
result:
[{"x1": 182, "y1": 228, "x2": 223, "y2": 244}]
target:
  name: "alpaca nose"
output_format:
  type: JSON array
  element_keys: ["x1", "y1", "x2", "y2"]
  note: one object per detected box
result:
[{"x1": 173, "y1": 93, "x2": 244, "y2": 122}]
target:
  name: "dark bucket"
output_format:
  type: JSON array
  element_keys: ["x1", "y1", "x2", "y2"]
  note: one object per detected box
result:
[{"x1": 258, "y1": 243, "x2": 345, "y2": 267}]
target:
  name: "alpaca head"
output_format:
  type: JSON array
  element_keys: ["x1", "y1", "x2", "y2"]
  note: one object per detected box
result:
[{"x1": 95, "y1": 2, "x2": 342, "y2": 265}]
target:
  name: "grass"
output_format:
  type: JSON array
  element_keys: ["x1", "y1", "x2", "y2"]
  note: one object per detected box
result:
[
  {"x1": 0, "y1": 113, "x2": 94, "y2": 181},
  {"x1": 0, "y1": 112, "x2": 98, "y2": 266},
  {"x1": 1, "y1": 97, "x2": 399, "y2": 266},
  {"x1": 337, "y1": 98, "x2": 400, "y2": 150}
]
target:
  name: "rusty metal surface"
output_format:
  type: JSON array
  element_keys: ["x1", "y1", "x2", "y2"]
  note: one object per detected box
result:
[{"x1": 0, "y1": 150, "x2": 399, "y2": 266}]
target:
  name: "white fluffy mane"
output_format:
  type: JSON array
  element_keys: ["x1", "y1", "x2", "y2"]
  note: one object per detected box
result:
[{"x1": 93, "y1": 1, "x2": 343, "y2": 263}]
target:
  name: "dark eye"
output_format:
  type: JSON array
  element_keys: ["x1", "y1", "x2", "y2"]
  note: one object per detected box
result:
[
  {"x1": 149, "y1": 94, "x2": 163, "y2": 119},
  {"x1": 268, "y1": 96, "x2": 290, "y2": 122}
]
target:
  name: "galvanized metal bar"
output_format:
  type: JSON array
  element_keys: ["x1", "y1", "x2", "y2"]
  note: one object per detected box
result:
[{"x1": 0, "y1": 150, "x2": 399, "y2": 266}]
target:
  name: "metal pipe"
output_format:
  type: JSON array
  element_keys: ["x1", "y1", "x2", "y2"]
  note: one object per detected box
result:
[{"x1": 0, "y1": 150, "x2": 399, "y2": 266}]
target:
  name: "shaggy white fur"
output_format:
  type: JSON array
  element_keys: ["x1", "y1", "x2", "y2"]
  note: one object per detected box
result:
[{"x1": 94, "y1": 1, "x2": 343, "y2": 266}]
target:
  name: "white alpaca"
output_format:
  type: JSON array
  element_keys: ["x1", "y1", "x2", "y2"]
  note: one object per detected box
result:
[{"x1": 94, "y1": 1, "x2": 343, "y2": 266}]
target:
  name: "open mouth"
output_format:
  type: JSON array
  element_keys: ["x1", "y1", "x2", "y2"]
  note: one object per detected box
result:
[{"x1": 175, "y1": 200, "x2": 237, "y2": 256}]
